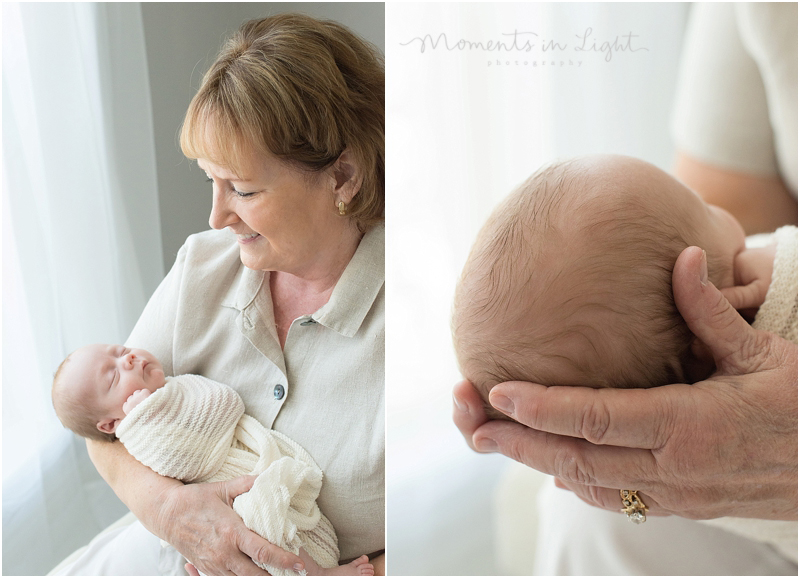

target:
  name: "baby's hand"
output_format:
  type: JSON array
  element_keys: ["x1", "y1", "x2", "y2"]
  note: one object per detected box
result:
[
  {"x1": 721, "y1": 243, "x2": 777, "y2": 315},
  {"x1": 122, "y1": 389, "x2": 151, "y2": 415}
]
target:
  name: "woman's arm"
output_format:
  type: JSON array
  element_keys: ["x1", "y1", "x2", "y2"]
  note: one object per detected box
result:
[
  {"x1": 104, "y1": 238, "x2": 303, "y2": 574},
  {"x1": 674, "y1": 152, "x2": 797, "y2": 235},
  {"x1": 371, "y1": 553, "x2": 385, "y2": 576},
  {"x1": 88, "y1": 426, "x2": 305, "y2": 575},
  {"x1": 454, "y1": 246, "x2": 798, "y2": 520}
]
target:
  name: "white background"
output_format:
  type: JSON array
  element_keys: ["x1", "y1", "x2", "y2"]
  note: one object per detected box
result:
[{"x1": 385, "y1": 3, "x2": 689, "y2": 574}]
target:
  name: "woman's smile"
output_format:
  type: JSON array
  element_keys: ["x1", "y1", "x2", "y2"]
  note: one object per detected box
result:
[{"x1": 237, "y1": 232, "x2": 261, "y2": 244}]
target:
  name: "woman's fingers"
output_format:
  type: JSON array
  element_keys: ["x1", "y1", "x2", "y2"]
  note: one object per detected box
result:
[
  {"x1": 160, "y1": 480, "x2": 300, "y2": 576},
  {"x1": 236, "y1": 526, "x2": 303, "y2": 575},
  {"x1": 553, "y1": 478, "x2": 665, "y2": 517},
  {"x1": 221, "y1": 475, "x2": 258, "y2": 505},
  {"x1": 184, "y1": 562, "x2": 200, "y2": 576},
  {"x1": 472, "y1": 419, "x2": 658, "y2": 489},
  {"x1": 487, "y1": 381, "x2": 680, "y2": 449},
  {"x1": 672, "y1": 246, "x2": 765, "y2": 373},
  {"x1": 452, "y1": 380, "x2": 490, "y2": 452},
  {"x1": 216, "y1": 477, "x2": 303, "y2": 574}
]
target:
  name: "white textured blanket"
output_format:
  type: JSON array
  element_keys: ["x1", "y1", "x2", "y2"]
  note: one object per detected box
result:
[{"x1": 116, "y1": 375, "x2": 339, "y2": 575}]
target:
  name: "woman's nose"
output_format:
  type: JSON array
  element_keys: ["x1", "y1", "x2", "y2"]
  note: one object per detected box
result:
[{"x1": 208, "y1": 187, "x2": 239, "y2": 230}]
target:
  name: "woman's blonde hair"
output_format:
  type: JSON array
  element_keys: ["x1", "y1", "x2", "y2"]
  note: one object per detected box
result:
[{"x1": 181, "y1": 13, "x2": 385, "y2": 231}]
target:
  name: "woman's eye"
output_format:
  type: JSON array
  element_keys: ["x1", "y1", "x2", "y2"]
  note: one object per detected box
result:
[{"x1": 233, "y1": 189, "x2": 256, "y2": 198}]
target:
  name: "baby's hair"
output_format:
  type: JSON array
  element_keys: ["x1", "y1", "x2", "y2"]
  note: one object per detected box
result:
[
  {"x1": 52, "y1": 353, "x2": 116, "y2": 443},
  {"x1": 452, "y1": 157, "x2": 724, "y2": 419}
]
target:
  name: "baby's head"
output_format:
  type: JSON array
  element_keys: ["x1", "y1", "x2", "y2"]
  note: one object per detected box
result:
[
  {"x1": 52, "y1": 344, "x2": 166, "y2": 441},
  {"x1": 452, "y1": 155, "x2": 745, "y2": 419}
]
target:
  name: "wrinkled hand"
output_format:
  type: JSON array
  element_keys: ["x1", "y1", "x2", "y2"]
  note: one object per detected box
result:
[
  {"x1": 454, "y1": 246, "x2": 797, "y2": 520},
  {"x1": 152, "y1": 476, "x2": 303, "y2": 576},
  {"x1": 122, "y1": 389, "x2": 152, "y2": 415}
]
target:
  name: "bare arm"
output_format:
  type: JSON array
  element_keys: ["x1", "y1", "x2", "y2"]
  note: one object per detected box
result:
[
  {"x1": 371, "y1": 553, "x2": 385, "y2": 576},
  {"x1": 87, "y1": 439, "x2": 180, "y2": 531},
  {"x1": 87, "y1": 439, "x2": 304, "y2": 575},
  {"x1": 674, "y1": 152, "x2": 797, "y2": 235}
]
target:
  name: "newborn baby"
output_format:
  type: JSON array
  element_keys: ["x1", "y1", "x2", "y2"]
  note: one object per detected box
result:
[
  {"x1": 452, "y1": 154, "x2": 797, "y2": 560},
  {"x1": 52, "y1": 344, "x2": 374, "y2": 577}
]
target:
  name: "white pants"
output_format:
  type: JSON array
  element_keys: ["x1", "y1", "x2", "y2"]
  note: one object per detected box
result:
[
  {"x1": 534, "y1": 479, "x2": 798, "y2": 575},
  {"x1": 52, "y1": 519, "x2": 187, "y2": 576}
]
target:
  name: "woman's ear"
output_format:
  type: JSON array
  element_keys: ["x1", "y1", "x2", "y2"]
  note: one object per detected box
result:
[
  {"x1": 97, "y1": 418, "x2": 120, "y2": 434},
  {"x1": 331, "y1": 148, "x2": 363, "y2": 205}
]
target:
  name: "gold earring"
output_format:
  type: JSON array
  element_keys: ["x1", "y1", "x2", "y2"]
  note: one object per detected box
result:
[{"x1": 338, "y1": 201, "x2": 347, "y2": 216}]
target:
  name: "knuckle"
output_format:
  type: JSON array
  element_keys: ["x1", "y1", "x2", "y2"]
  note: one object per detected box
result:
[
  {"x1": 522, "y1": 399, "x2": 541, "y2": 428},
  {"x1": 651, "y1": 395, "x2": 678, "y2": 450},
  {"x1": 578, "y1": 399, "x2": 611, "y2": 445},
  {"x1": 583, "y1": 485, "x2": 608, "y2": 509},
  {"x1": 251, "y1": 545, "x2": 270, "y2": 566},
  {"x1": 503, "y1": 435, "x2": 532, "y2": 466},
  {"x1": 740, "y1": 330, "x2": 768, "y2": 365},
  {"x1": 554, "y1": 444, "x2": 596, "y2": 485},
  {"x1": 219, "y1": 522, "x2": 239, "y2": 545},
  {"x1": 709, "y1": 297, "x2": 739, "y2": 335}
]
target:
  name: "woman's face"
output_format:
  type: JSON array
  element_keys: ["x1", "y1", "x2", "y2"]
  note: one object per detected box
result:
[{"x1": 199, "y1": 148, "x2": 350, "y2": 276}]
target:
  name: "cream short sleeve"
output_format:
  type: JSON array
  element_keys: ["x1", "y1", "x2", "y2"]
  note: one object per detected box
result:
[{"x1": 672, "y1": 3, "x2": 798, "y2": 194}]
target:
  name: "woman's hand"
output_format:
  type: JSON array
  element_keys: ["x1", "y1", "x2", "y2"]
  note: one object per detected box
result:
[
  {"x1": 87, "y1": 441, "x2": 303, "y2": 575},
  {"x1": 155, "y1": 476, "x2": 304, "y2": 576},
  {"x1": 453, "y1": 246, "x2": 798, "y2": 520}
]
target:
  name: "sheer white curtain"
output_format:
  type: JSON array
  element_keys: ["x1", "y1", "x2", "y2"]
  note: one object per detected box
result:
[
  {"x1": 2, "y1": 3, "x2": 163, "y2": 574},
  {"x1": 386, "y1": 3, "x2": 689, "y2": 574}
]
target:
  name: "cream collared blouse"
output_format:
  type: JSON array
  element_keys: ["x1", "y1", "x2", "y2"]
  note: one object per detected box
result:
[{"x1": 125, "y1": 223, "x2": 385, "y2": 561}]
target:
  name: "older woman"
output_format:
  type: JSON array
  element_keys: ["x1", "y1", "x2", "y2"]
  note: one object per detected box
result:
[{"x1": 57, "y1": 13, "x2": 384, "y2": 576}]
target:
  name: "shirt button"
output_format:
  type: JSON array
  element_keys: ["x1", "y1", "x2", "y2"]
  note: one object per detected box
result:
[{"x1": 273, "y1": 384, "x2": 285, "y2": 400}]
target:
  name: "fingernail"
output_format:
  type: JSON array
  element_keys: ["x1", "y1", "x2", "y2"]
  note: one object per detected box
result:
[
  {"x1": 700, "y1": 249, "x2": 708, "y2": 286},
  {"x1": 453, "y1": 393, "x2": 467, "y2": 414},
  {"x1": 293, "y1": 563, "x2": 304, "y2": 572},
  {"x1": 490, "y1": 394, "x2": 514, "y2": 416},
  {"x1": 474, "y1": 436, "x2": 498, "y2": 452}
]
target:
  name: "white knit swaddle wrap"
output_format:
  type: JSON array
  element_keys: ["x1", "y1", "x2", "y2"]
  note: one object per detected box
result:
[
  {"x1": 753, "y1": 225, "x2": 798, "y2": 343},
  {"x1": 116, "y1": 375, "x2": 244, "y2": 482},
  {"x1": 699, "y1": 226, "x2": 798, "y2": 563},
  {"x1": 116, "y1": 376, "x2": 340, "y2": 575}
]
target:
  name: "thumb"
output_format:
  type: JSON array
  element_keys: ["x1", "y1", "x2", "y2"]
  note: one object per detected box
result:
[
  {"x1": 672, "y1": 246, "x2": 762, "y2": 373},
  {"x1": 219, "y1": 475, "x2": 258, "y2": 506}
]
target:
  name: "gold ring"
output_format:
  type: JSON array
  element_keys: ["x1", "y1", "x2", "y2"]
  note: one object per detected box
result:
[{"x1": 620, "y1": 489, "x2": 648, "y2": 524}]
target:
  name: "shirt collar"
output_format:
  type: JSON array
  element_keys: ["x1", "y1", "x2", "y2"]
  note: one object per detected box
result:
[
  {"x1": 220, "y1": 247, "x2": 264, "y2": 311},
  {"x1": 315, "y1": 222, "x2": 384, "y2": 337},
  {"x1": 222, "y1": 223, "x2": 384, "y2": 338}
]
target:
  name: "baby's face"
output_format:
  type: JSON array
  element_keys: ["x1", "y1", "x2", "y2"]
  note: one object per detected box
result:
[{"x1": 62, "y1": 344, "x2": 166, "y2": 434}]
